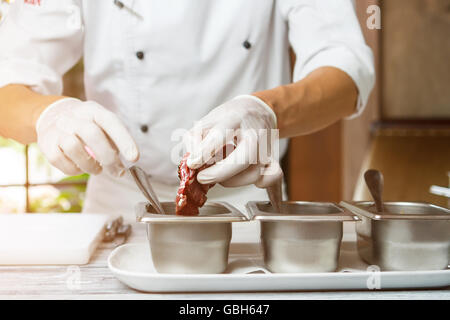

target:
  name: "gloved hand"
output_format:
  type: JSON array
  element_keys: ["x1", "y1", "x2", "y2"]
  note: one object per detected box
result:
[
  {"x1": 36, "y1": 98, "x2": 139, "y2": 177},
  {"x1": 184, "y1": 95, "x2": 283, "y2": 188}
]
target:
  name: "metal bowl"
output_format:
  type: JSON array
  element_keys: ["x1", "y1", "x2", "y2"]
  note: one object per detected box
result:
[
  {"x1": 340, "y1": 201, "x2": 450, "y2": 271},
  {"x1": 246, "y1": 201, "x2": 356, "y2": 273},
  {"x1": 135, "y1": 201, "x2": 247, "y2": 274}
]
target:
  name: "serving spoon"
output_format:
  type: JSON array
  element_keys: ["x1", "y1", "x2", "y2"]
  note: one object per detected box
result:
[
  {"x1": 364, "y1": 169, "x2": 385, "y2": 213},
  {"x1": 129, "y1": 166, "x2": 166, "y2": 215}
]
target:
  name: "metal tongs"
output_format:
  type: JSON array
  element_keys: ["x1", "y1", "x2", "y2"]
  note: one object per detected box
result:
[
  {"x1": 103, "y1": 216, "x2": 132, "y2": 246},
  {"x1": 129, "y1": 166, "x2": 166, "y2": 215}
]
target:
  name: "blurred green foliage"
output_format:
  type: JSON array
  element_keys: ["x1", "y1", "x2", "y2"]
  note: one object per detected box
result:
[
  {"x1": 0, "y1": 137, "x2": 24, "y2": 152},
  {"x1": 29, "y1": 174, "x2": 89, "y2": 213}
]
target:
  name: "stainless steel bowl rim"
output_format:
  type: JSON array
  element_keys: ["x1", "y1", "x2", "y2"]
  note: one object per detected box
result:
[
  {"x1": 340, "y1": 201, "x2": 450, "y2": 221},
  {"x1": 136, "y1": 201, "x2": 248, "y2": 223},
  {"x1": 246, "y1": 201, "x2": 357, "y2": 222}
]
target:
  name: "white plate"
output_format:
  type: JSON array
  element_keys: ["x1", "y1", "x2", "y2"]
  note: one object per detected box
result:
[{"x1": 108, "y1": 242, "x2": 450, "y2": 292}]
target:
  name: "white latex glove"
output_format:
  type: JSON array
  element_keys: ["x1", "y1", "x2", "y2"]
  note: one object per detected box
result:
[
  {"x1": 36, "y1": 98, "x2": 139, "y2": 177},
  {"x1": 185, "y1": 95, "x2": 283, "y2": 188}
]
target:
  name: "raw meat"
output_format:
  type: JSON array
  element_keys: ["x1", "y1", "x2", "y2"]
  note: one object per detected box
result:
[
  {"x1": 175, "y1": 144, "x2": 235, "y2": 216},
  {"x1": 175, "y1": 152, "x2": 213, "y2": 216}
]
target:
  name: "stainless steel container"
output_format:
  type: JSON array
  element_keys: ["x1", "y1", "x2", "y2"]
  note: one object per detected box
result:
[
  {"x1": 136, "y1": 201, "x2": 247, "y2": 274},
  {"x1": 246, "y1": 201, "x2": 356, "y2": 273},
  {"x1": 340, "y1": 201, "x2": 450, "y2": 271}
]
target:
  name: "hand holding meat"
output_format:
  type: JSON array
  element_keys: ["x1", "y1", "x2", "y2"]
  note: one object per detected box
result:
[
  {"x1": 184, "y1": 95, "x2": 283, "y2": 188},
  {"x1": 36, "y1": 98, "x2": 139, "y2": 177}
]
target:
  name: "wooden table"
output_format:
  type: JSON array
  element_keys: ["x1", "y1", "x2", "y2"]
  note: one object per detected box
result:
[{"x1": 0, "y1": 225, "x2": 448, "y2": 300}]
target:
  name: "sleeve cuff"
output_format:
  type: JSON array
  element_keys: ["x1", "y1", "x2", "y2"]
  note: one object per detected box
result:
[
  {"x1": 294, "y1": 46, "x2": 375, "y2": 120},
  {"x1": 0, "y1": 57, "x2": 63, "y2": 95}
]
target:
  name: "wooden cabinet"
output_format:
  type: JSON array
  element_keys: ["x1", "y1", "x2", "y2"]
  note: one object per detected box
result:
[
  {"x1": 382, "y1": 0, "x2": 450, "y2": 118},
  {"x1": 287, "y1": 0, "x2": 450, "y2": 203},
  {"x1": 287, "y1": 0, "x2": 381, "y2": 201}
]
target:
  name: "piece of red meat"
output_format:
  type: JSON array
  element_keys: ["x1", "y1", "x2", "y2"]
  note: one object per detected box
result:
[
  {"x1": 175, "y1": 152, "x2": 213, "y2": 216},
  {"x1": 176, "y1": 144, "x2": 235, "y2": 216}
]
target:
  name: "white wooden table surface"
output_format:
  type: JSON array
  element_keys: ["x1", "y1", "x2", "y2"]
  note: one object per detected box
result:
[{"x1": 0, "y1": 224, "x2": 448, "y2": 300}]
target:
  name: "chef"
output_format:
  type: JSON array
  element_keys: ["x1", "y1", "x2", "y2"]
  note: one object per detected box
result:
[{"x1": 0, "y1": 0, "x2": 374, "y2": 228}]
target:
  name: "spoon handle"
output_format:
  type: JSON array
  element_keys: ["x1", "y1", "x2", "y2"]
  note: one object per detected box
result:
[
  {"x1": 266, "y1": 178, "x2": 283, "y2": 213},
  {"x1": 364, "y1": 169, "x2": 385, "y2": 213}
]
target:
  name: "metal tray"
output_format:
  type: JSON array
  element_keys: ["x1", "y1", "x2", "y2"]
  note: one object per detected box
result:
[
  {"x1": 135, "y1": 201, "x2": 248, "y2": 274},
  {"x1": 340, "y1": 201, "x2": 450, "y2": 271},
  {"x1": 246, "y1": 201, "x2": 356, "y2": 273}
]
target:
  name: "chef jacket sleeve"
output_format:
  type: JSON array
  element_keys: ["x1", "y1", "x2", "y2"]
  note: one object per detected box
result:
[
  {"x1": 278, "y1": 0, "x2": 375, "y2": 118},
  {"x1": 0, "y1": 0, "x2": 84, "y2": 95}
]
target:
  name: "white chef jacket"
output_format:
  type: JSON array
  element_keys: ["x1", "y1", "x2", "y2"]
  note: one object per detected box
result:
[{"x1": 0, "y1": 0, "x2": 374, "y2": 224}]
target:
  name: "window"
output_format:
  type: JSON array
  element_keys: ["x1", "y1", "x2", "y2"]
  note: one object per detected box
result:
[
  {"x1": 0, "y1": 138, "x2": 88, "y2": 213},
  {"x1": 0, "y1": 60, "x2": 87, "y2": 213}
]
